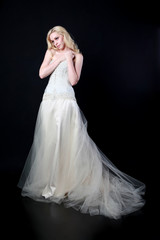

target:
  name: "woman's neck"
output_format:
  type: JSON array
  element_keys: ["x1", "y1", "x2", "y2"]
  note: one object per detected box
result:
[{"x1": 56, "y1": 47, "x2": 70, "y2": 54}]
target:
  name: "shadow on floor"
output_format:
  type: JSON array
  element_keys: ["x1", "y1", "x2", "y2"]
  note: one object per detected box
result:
[{"x1": 1, "y1": 172, "x2": 159, "y2": 240}]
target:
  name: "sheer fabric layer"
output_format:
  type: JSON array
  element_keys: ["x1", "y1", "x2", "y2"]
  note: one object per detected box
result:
[{"x1": 18, "y1": 95, "x2": 145, "y2": 219}]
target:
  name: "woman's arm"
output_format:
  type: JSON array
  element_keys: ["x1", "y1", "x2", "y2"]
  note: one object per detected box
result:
[
  {"x1": 39, "y1": 49, "x2": 65, "y2": 79},
  {"x1": 65, "y1": 52, "x2": 83, "y2": 86}
]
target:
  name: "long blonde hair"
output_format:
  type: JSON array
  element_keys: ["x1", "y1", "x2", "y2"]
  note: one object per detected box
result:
[{"x1": 46, "y1": 26, "x2": 80, "y2": 53}]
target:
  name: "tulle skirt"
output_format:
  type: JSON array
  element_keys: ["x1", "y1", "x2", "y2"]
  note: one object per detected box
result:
[{"x1": 18, "y1": 93, "x2": 145, "y2": 219}]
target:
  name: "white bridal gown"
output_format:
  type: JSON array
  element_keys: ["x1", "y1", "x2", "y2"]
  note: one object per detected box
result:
[{"x1": 18, "y1": 59, "x2": 145, "y2": 219}]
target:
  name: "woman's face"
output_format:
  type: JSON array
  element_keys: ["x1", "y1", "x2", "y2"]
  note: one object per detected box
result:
[{"x1": 50, "y1": 32, "x2": 65, "y2": 50}]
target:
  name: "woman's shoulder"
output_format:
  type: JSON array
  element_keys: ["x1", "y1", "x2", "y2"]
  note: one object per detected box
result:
[
  {"x1": 74, "y1": 52, "x2": 83, "y2": 60},
  {"x1": 47, "y1": 48, "x2": 56, "y2": 59}
]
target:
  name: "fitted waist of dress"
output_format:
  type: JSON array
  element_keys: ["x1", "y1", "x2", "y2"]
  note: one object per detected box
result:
[{"x1": 42, "y1": 92, "x2": 76, "y2": 101}]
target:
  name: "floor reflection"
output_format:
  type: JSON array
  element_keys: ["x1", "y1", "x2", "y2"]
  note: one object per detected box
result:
[{"x1": 21, "y1": 196, "x2": 123, "y2": 240}]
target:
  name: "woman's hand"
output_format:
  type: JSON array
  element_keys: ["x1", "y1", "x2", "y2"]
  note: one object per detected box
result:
[
  {"x1": 64, "y1": 50, "x2": 75, "y2": 60},
  {"x1": 53, "y1": 50, "x2": 75, "y2": 63},
  {"x1": 53, "y1": 52, "x2": 66, "y2": 62}
]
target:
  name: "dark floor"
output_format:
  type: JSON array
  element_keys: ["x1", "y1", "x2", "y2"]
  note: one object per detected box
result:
[{"x1": 1, "y1": 171, "x2": 159, "y2": 240}]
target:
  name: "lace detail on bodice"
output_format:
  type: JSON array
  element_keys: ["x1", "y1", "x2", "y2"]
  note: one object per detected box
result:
[
  {"x1": 42, "y1": 92, "x2": 76, "y2": 101},
  {"x1": 43, "y1": 60, "x2": 75, "y2": 100}
]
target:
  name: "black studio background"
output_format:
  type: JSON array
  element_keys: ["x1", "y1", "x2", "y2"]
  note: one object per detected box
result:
[{"x1": 0, "y1": 0, "x2": 160, "y2": 239}]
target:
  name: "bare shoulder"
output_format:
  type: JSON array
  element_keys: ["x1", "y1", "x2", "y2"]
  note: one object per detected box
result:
[
  {"x1": 74, "y1": 52, "x2": 83, "y2": 62},
  {"x1": 41, "y1": 49, "x2": 54, "y2": 66},
  {"x1": 45, "y1": 49, "x2": 55, "y2": 59},
  {"x1": 75, "y1": 52, "x2": 83, "y2": 58},
  {"x1": 50, "y1": 49, "x2": 56, "y2": 58},
  {"x1": 44, "y1": 49, "x2": 52, "y2": 58}
]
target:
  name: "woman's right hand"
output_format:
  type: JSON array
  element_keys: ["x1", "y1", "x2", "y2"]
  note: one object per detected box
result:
[{"x1": 64, "y1": 50, "x2": 75, "y2": 60}]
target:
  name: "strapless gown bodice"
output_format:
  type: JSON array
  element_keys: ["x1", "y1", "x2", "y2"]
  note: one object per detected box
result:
[{"x1": 43, "y1": 60, "x2": 75, "y2": 100}]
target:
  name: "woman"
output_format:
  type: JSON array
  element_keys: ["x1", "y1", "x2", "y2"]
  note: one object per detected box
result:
[{"x1": 18, "y1": 26, "x2": 145, "y2": 219}]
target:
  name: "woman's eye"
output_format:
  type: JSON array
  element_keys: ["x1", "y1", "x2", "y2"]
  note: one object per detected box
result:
[{"x1": 51, "y1": 37, "x2": 58, "y2": 43}]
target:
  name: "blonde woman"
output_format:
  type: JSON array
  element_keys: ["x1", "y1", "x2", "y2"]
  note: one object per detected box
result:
[
  {"x1": 39, "y1": 26, "x2": 83, "y2": 86},
  {"x1": 18, "y1": 26, "x2": 145, "y2": 219}
]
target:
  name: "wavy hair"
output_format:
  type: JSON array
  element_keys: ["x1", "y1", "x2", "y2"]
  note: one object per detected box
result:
[{"x1": 46, "y1": 26, "x2": 80, "y2": 53}]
